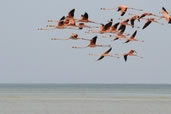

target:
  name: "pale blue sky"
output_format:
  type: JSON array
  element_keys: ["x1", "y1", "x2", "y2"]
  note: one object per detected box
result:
[{"x1": 0, "y1": 0, "x2": 171, "y2": 84}]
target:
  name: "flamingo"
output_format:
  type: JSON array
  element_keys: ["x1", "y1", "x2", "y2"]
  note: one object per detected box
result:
[
  {"x1": 115, "y1": 50, "x2": 143, "y2": 62},
  {"x1": 124, "y1": 30, "x2": 144, "y2": 43},
  {"x1": 51, "y1": 33, "x2": 89, "y2": 40},
  {"x1": 77, "y1": 12, "x2": 101, "y2": 24},
  {"x1": 102, "y1": 30, "x2": 129, "y2": 40},
  {"x1": 119, "y1": 16, "x2": 140, "y2": 29},
  {"x1": 86, "y1": 24, "x2": 106, "y2": 34},
  {"x1": 38, "y1": 16, "x2": 66, "y2": 30},
  {"x1": 101, "y1": 5, "x2": 143, "y2": 16},
  {"x1": 111, "y1": 32, "x2": 127, "y2": 41},
  {"x1": 142, "y1": 18, "x2": 163, "y2": 29},
  {"x1": 130, "y1": 15, "x2": 140, "y2": 28},
  {"x1": 123, "y1": 50, "x2": 143, "y2": 62},
  {"x1": 86, "y1": 19, "x2": 113, "y2": 34},
  {"x1": 89, "y1": 48, "x2": 118, "y2": 61},
  {"x1": 160, "y1": 7, "x2": 171, "y2": 24},
  {"x1": 72, "y1": 36, "x2": 111, "y2": 48},
  {"x1": 138, "y1": 12, "x2": 159, "y2": 20}
]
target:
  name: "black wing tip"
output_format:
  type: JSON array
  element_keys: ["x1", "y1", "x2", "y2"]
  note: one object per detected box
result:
[
  {"x1": 107, "y1": 47, "x2": 112, "y2": 53},
  {"x1": 162, "y1": 7, "x2": 166, "y2": 10},
  {"x1": 113, "y1": 22, "x2": 120, "y2": 29},
  {"x1": 114, "y1": 37, "x2": 119, "y2": 40},
  {"x1": 142, "y1": 21, "x2": 151, "y2": 29},
  {"x1": 162, "y1": 7, "x2": 168, "y2": 13},
  {"x1": 133, "y1": 30, "x2": 137, "y2": 36},
  {"x1": 94, "y1": 36, "x2": 98, "y2": 38},
  {"x1": 60, "y1": 16, "x2": 65, "y2": 21},
  {"x1": 124, "y1": 55, "x2": 127, "y2": 62},
  {"x1": 121, "y1": 12, "x2": 126, "y2": 16},
  {"x1": 97, "y1": 56, "x2": 104, "y2": 61},
  {"x1": 71, "y1": 8, "x2": 75, "y2": 11},
  {"x1": 142, "y1": 26, "x2": 146, "y2": 29},
  {"x1": 124, "y1": 40, "x2": 130, "y2": 43}
]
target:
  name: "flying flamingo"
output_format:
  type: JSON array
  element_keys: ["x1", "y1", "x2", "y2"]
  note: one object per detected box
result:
[
  {"x1": 123, "y1": 50, "x2": 143, "y2": 62},
  {"x1": 160, "y1": 7, "x2": 171, "y2": 24},
  {"x1": 138, "y1": 12, "x2": 159, "y2": 20},
  {"x1": 130, "y1": 15, "x2": 140, "y2": 28},
  {"x1": 102, "y1": 30, "x2": 129, "y2": 40},
  {"x1": 115, "y1": 50, "x2": 143, "y2": 62},
  {"x1": 86, "y1": 19, "x2": 113, "y2": 34},
  {"x1": 38, "y1": 16, "x2": 66, "y2": 30},
  {"x1": 77, "y1": 12, "x2": 101, "y2": 24},
  {"x1": 101, "y1": 5, "x2": 143, "y2": 16},
  {"x1": 51, "y1": 33, "x2": 89, "y2": 40},
  {"x1": 72, "y1": 36, "x2": 111, "y2": 48},
  {"x1": 142, "y1": 18, "x2": 163, "y2": 29},
  {"x1": 124, "y1": 30, "x2": 144, "y2": 43},
  {"x1": 113, "y1": 32, "x2": 127, "y2": 41},
  {"x1": 119, "y1": 17, "x2": 140, "y2": 29},
  {"x1": 86, "y1": 24, "x2": 106, "y2": 34},
  {"x1": 89, "y1": 48, "x2": 118, "y2": 61}
]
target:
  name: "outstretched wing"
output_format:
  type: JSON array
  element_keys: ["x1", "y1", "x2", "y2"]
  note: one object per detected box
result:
[
  {"x1": 60, "y1": 16, "x2": 65, "y2": 21},
  {"x1": 120, "y1": 8, "x2": 127, "y2": 16},
  {"x1": 90, "y1": 36, "x2": 97, "y2": 45},
  {"x1": 104, "y1": 48, "x2": 112, "y2": 54},
  {"x1": 142, "y1": 21, "x2": 152, "y2": 29},
  {"x1": 104, "y1": 19, "x2": 113, "y2": 30},
  {"x1": 97, "y1": 56, "x2": 104, "y2": 61},
  {"x1": 131, "y1": 30, "x2": 137, "y2": 38},
  {"x1": 68, "y1": 9, "x2": 75, "y2": 18},
  {"x1": 162, "y1": 7, "x2": 168, "y2": 14},
  {"x1": 113, "y1": 22, "x2": 120, "y2": 29},
  {"x1": 124, "y1": 40, "x2": 130, "y2": 43},
  {"x1": 130, "y1": 19, "x2": 135, "y2": 28},
  {"x1": 139, "y1": 14, "x2": 146, "y2": 19},
  {"x1": 84, "y1": 12, "x2": 89, "y2": 19},
  {"x1": 118, "y1": 25, "x2": 126, "y2": 33}
]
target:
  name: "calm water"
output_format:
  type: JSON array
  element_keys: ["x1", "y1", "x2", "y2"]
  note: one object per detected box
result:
[{"x1": 0, "y1": 84, "x2": 171, "y2": 114}]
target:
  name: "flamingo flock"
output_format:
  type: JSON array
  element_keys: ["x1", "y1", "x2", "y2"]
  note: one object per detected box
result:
[{"x1": 38, "y1": 5, "x2": 171, "y2": 62}]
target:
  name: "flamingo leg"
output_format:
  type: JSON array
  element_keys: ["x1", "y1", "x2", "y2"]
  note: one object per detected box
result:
[
  {"x1": 51, "y1": 38, "x2": 70, "y2": 40},
  {"x1": 38, "y1": 27, "x2": 57, "y2": 30},
  {"x1": 72, "y1": 46, "x2": 89, "y2": 49},
  {"x1": 100, "y1": 8, "x2": 117, "y2": 10},
  {"x1": 48, "y1": 20, "x2": 58, "y2": 22},
  {"x1": 46, "y1": 25, "x2": 56, "y2": 27},
  {"x1": 128, "y1": 7, "x2": 143, "y2": 11}
]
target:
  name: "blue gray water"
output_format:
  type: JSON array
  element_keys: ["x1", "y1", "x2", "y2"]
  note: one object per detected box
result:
[
  {"x1": 0, "y1": 84, "x2": 171, "y2": 114},
  {"x1": 0, "y1": 84, "x2": 171, "y2": 96}
]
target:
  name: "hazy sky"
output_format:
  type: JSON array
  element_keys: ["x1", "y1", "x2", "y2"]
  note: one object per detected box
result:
[{"x1": 0, "y1": 0, "x2": 171, "y2": 84}]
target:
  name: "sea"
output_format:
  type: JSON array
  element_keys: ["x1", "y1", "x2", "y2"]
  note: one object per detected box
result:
[{"x1": 0, "y1": 84, "x2": 171, "y2": 114}]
